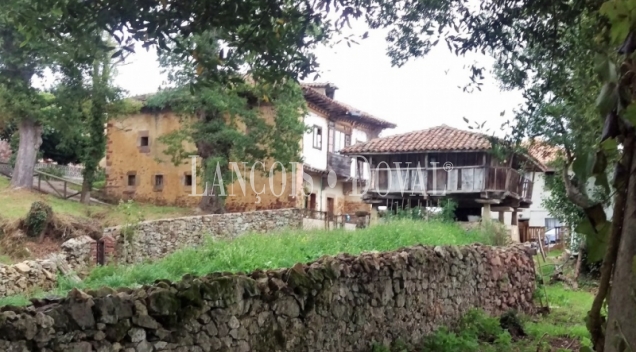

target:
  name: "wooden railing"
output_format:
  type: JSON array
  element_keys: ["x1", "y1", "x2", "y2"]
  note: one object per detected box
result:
[
  {"x1": 327, "y1": 152, "x2": 353, "y2": 178},
  {"x1": 369, "y1": 165, "x2": 533, "y2": 199}
]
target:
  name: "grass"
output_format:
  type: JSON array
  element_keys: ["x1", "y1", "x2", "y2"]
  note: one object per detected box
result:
[
  {"x1": 0, "y1": 176, "x2": 193, "y2": 226},
  {"x1": 0, "y1": 219, "x2": 493, "y2": 306},
  {"x1": 373, "y1": 282, "x2": 594, "y2": 352}
]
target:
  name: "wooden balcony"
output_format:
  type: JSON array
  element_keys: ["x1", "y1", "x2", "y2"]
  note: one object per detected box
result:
[
  {"x1": 328, "y1": 152, "x2": 352, "y2": 178},
  {"x1": 369, "y1": 166, "x2": 533, "y2": 201}
]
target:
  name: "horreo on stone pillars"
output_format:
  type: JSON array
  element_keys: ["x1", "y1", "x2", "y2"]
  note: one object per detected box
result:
[{"x1": 475, "y1": 199, "x2": 501, "y2": 223}]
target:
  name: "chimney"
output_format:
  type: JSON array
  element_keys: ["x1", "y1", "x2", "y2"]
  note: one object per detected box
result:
[{"x1": 325, "y1": 84, "x2": 336, "y2": 99}]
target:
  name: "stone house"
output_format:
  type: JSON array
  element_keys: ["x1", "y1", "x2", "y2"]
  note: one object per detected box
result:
[
  {"x1": 340, "y1": 125, "x2": 550, "y2": 241},
  {"x1": 104, "y1": 83, "x2": 396, "y2": 217}
]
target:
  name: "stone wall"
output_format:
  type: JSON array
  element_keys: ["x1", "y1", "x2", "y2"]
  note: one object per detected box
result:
[
  {"x1": 0, "y1": 235, "x2": 100, "y2": 298},
  {"x1": 0, "y1": 244, "x2": 536, "y2": 351},
  {"x1": 0, "y1": 259, "x2": 58, "y2": 298},
  {"x1": 110, "y1": 208, "x2": 303, "y2": 264}
]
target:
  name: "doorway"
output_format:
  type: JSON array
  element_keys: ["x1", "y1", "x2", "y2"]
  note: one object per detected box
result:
[
  {"x1": 327, "y1": 197, "x2": 335, "y2": 220},
  {"x1": 518, "y1": 219, "x2": 529, "y2": 242}
]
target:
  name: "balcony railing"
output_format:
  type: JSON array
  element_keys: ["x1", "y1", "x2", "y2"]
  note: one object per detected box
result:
[
  {"x1": 328, "y1": 152, "x2": 352, "y2": 178},
  {"x1": 369, "y1": 166, "x2": 533, "y2": 200}
]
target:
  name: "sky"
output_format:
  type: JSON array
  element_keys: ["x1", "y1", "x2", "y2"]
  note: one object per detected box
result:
[{"x1": 113, "y1": 28, "x2": 525, "y2": 138}]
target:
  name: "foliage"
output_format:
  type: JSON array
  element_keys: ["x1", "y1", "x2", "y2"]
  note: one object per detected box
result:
[
  {"x1": 38, "y1": 166, "x2": 65, "y2": 180},
  {"x1": 116, "y1": 200, "x2": 145, "y2": 243},
  {"x1": 438, "y1": 198, "x2": 458, "y2": 222},
  {"x1": 0, "y1": 219, "x2": 492, "y2": 302},
  {"x1": 24, "y1": 201, "x2": 53, "y2": 238},
  {"x1": 481, "y1": 221, "x2": 513, "y2": 247},
  {"x1": 1, "y1": 123, "x2": 84, "y2": 165},
  {"x1": 0, "y1": 176, "x2": 191, "y2": 225},
  {"x1": 542, "y1": 171, "x2": 587, "y2": 232},
  {"x1": 147, "y1": 31, "x2": 307, "y2": 211}
]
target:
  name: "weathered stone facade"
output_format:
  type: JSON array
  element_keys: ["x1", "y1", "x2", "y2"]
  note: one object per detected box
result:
[
  {"x1": 110, "y1": 208, "x2": 303, "y2": 264},
  {"x1": 0, "y1": 244, "x2": 536, "y2": 351}
]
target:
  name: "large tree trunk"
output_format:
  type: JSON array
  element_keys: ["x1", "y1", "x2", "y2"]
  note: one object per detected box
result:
[
  {"x1": 604, "y1": 138, "x2": 636, "y2": 352},
  {"x1": 10, "y1": 118, "x2": 42, "y2": 189},
  {"x1": 80, "y1": 177, "x2": 92, "y2": 204}
]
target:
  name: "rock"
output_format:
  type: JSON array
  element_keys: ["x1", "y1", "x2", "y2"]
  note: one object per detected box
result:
[
  {"x1": 128, "y1": 328, "x2": 146, "y2": 343},
  {"x1": 132, "y1": 314, "x2": 160, "y2": 330},
  {"x1": 13, "y1": 263, "x2": 31, "y2": 274}
]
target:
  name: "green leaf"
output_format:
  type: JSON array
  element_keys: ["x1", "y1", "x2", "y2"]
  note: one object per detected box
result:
[
  {"x1": 576, "y1": 217, "x2": 610, "y2": 263},
  {"x1": 632, "y1": 255, "x2": 636, "y2": 275},
  {"x1": 623, "y1": 103, "x2": 636, "y2": 126},
  {"x1": 572, "y1": 150, "x2": 594, "y2": 182},
  {"x1": 596, "y1": 82, "x2": 618, "y2": 116},
  {"x1": 579, "y1": 346, "x2": 594, "y2": 352},
  {"x1": 594, "y1": 55, "x2": 617, "y2": 82},
  {"x1": 601, "y1": 138, "x2": 618, "y2": 153}
]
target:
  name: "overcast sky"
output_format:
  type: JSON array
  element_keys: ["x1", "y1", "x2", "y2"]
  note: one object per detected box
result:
[{"x1": 113, "y1": 28, "x2": 525, "y2": 138}]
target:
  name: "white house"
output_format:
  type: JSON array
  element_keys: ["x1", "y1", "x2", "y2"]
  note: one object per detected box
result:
[{"x1": 299, "y1": 83, "x2": 396, "y2": 218}]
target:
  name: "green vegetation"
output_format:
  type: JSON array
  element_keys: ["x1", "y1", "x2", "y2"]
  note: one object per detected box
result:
[
  {"x1": 0, "y1": 219, "x2": 491, "y2": 306},
  {"x1": 372, "y1": 248, "x2": 594, "y2": 352},
  {"x1": 0, "y1": 176, "x2": 192, "y2": 226},
  {"x1": 373, "y1": 283, "x2": 593, "y2": 352}
]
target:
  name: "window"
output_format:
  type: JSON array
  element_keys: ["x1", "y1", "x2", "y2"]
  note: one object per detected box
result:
[
  {"x1": 155, "y1": 175, "x2": 163, "y2": 187},
  {"x1": 312, "y1": 126, "x2": 322, "y2": 149},
  {"x1": 333, "y1": 130, "x2": 350, "y2": 152},
  {"x1": 127, "y1": 174, "x2": 136, "y2": 186},
  {"x1": 184, "y1": 174, "x2": 193, "y2": 186},
  {"x1": 140, "y1": 136, "x2": 149, "y2": 147}
]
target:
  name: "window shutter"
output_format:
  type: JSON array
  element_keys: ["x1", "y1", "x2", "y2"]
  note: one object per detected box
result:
[{"x1": 328, "y1": 122, "x2": 335, "y2": 152}]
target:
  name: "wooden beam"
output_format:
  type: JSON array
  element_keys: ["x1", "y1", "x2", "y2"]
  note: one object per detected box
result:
[
  {"x1": 491, "y1": 206, "x2": 514, "y2": 212},
  {"x1": 475, "y1": 198, "x2": 501, "y2": 205}
]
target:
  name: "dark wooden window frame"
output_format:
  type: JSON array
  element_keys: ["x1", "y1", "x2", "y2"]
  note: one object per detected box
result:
[
  {"x1": 312, "y1": 125, "x2": 323, "y2": 150},
  {"x1": 138, "y1": 131, "x2": 150, "y2": 153},
  {"x1": 126, "y1": 171, "x2": 137, "y2": 188},
  {"x1": 153, "y1": 174, "x2": 164, "y2": 191},
  {"x1": 183, "y1": 173, "x2": 193, "y2": 187}
]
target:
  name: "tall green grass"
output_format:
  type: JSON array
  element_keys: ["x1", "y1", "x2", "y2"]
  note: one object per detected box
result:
[{"x1": 0, "y1": 219, "x2": 491, "y2": 306}]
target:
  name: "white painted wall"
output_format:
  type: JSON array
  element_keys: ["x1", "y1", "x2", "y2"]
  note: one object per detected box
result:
[
  {"x1": 303, "y1": 111, "x2": 328, "y2": 171},
  {"x1": 520, "y1": 172, "x2": 554, "y2": 227},
  {"x1": 304, "y1": 174, "x2": 345, "y2": 213},
  {"x1": 350, "y1": 128, "x2": 370, "y2": 179}
]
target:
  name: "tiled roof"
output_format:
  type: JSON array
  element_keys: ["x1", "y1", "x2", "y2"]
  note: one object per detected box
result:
[
  {"x1": 341, "y1": 125, "x2": 491, "y2": 154},
  {"x1": 525, "y1": 141, "x2": 560, "y2": 171},
  {"x1": 301, "y1": 82, "x2": 338, "y2": 89},
  {"x1": 301, "y1": 86, "x2": 396, "y2": 129}
]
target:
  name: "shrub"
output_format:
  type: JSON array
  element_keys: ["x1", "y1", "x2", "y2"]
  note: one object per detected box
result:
[
  {"x1": 24, "y1": 201, "x2": 53, "y2": 238},
  {"x1": 422, "y1": 309, "x2": 516, "y2": 352},
  {"x1": 39, "y1": 166, "x2": 66, "y2": 180},
  {"x1": 478, "y1": 221, "x2": 512, "y2": 246}
]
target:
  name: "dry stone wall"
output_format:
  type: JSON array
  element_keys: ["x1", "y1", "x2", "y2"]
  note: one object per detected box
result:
[
  {"x1": 110, "y1": 208, "x2": 303, "y2": 264},
  {"x1": 0, "y1": 244, "x2": 536, "y2": 351},
  {"x1": 0, "y1": 236, "x2": 97, "y2": 298}
]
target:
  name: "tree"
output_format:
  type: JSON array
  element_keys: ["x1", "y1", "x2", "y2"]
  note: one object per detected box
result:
[
  {"x1": 355, "y1": 0, "x2": 635, "y2": 350},
  {"x1": 53, "y1": 34, "x2": 130, "y2": 203},
  {"x1": 146, "y1": 32, "x2": 307, "y2": 213},
  {"x1": 0, "y1": 122, "x2": 84, "y2": 165}
]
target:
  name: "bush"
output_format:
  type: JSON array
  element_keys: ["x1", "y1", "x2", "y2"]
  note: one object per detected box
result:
[
  {"x1": 39, "y1": 166, "x2": 66, "y2": 179},
  {"x1": 24, "y1": 201, "x2": 53, "y2": 238},
  {"x1": 421, "y1": 309, "x2": 515, "y2": 352},
  {"x1": 478, "y1": 221, "x2": 512, "y2": 246}
]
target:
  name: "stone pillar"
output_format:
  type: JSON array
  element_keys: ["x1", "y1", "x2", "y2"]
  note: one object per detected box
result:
[
  {"x1": 498, "y1": 211, "x2": 505, "y2": 223},
  {"x1": 482, "y1": 203, "x2": 492, "y2": 223},
  {"x1": 476, "y1": 199, "x2": 501, "y2": 223},
  {"x1": 511, "y1": 209, "x2": 518, "y2": 225}
]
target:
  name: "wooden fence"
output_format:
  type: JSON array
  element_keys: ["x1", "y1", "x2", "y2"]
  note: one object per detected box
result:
[{"x1": 521, "y1": 226, "x2": 568, "y2": 243}]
